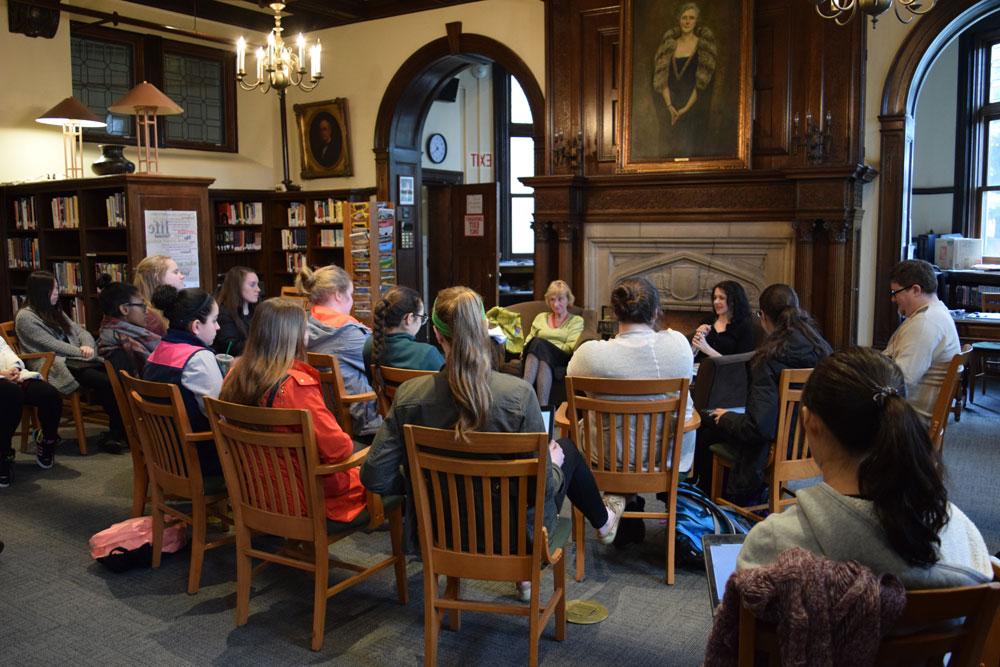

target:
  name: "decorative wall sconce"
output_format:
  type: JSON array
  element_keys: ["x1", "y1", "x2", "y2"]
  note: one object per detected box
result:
[
  {"x1": 810, "y1": 0, "x2": 936, "y2": 28},
  {"x1": 553, "y1": 131, "x2": 584, "y2": 174},
  {"x1": 791, "y1": 111, "x2": 833, "y2": 164}
]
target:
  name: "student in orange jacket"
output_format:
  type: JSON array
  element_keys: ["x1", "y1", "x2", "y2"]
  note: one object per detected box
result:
[{"x1": 220, "y1": 297, "x2": 366, "y2": 523}]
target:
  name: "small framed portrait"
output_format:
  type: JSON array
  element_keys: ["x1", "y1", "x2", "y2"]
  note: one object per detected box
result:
[
  {"x1": 618, "y1": 0, "x2": 753, "y2": 173},
  {"x1": 294, "y1": 98, "x2": 353, "y2": 178},
  {"x1": 398, "y1": 175, "x2": 415, "y2": 205}
]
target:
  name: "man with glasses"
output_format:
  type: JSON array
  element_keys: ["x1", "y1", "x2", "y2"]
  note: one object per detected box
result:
[{"x1": 884, "y1": 259, "x2": 960, "y2": 423}]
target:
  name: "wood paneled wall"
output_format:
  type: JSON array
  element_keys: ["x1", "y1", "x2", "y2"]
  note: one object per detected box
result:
[{"x1": 526, "y1": 0, "x2": 873, "y2": 348}]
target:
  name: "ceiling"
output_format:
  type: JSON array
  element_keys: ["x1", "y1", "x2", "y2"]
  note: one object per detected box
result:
[{"x1": 117, "y1": 0, "x2": 485, "y2": 34}]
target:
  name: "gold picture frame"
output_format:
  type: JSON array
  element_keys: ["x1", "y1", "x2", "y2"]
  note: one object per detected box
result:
[
  {"x1": 618, "y1": 0, "x2": 753, "y2": 173},
  {"x1": 294, "y1": 98, "x2": 353, "y2": 178}
]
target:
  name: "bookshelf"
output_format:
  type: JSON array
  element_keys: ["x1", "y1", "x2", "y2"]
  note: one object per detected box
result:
[
  {"x1": 344, "y1": 197, "x2": 397, "y2": 325},
  {"x1": 1, "y1": 175, "x2": 215, "y2": 330}
]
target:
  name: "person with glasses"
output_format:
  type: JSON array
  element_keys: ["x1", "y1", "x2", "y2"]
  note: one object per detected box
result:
[
  {"x1": 364, "y1": 285, "x2": 444, "y2": 379},
  {"x1": 884, "y1": 259, "x2": 960, "y2": 423},
  {"x1": 96, "y1": 279, "x2": 161, "y2": 376}
]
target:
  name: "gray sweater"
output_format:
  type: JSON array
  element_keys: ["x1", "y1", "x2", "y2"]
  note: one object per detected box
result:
[
  {"x1": 15, "y1": 307, "x2": 97, "y2": 394},
  {"x1": 737, "y1": 483, "x2": 993, "y2": 589}
]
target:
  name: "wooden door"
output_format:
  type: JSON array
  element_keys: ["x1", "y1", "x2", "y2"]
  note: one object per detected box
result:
[{"x1": 449, "y1": 183, "x2": 498, "y2": 307}]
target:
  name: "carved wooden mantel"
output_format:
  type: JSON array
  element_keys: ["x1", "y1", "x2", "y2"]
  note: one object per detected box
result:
[{"x1": 523, "y1": 165, "x2": 876, "y2": 348}]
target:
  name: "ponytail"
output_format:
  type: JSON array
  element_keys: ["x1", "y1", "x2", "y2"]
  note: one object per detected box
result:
[
  {"x1": 754, "y1": 284, "x2": 831, "y2": 367},
  {"x1": 372, "y1": 286, "x2": 423, "y2": 367},
  {"x1": 432, "y1": 286, "x2": 492, "y2": 439},
  {"x1": 802, "y1": 348, "x2": 948, "y2": 566}
]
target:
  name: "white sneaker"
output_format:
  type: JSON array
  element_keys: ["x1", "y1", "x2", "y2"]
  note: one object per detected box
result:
[
  {"x1": 597, "y1": 494, "x2": 627, "y2": 545},
  {"x1": 516, "y1": 581, "x2": 531, "y2": 602}
]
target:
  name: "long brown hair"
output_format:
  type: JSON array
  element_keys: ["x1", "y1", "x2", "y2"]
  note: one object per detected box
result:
[
  {"x1": 754, "y1": 284, "x2": 831, "y2": 367},
  {"x1": 216, "y1": 266, "x2": 256, "y2": 337},
  {"x1": 432, "y1": 286, "x2": 492, "y2": 439},
  {"x1": 26, "y1": 271, "x2": 71, "y2": 335},
  {"x1": 219, "y1": 298, "x2": 307, "y2": 406},
  {"x1": 372, "y1": 285, "x2": 423, "y2": 366}
]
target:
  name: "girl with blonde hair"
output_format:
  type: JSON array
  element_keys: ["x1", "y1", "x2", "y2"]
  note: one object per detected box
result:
[
  {"x1": 133, "y1": 255, "x2": 186, "y2": 336},
  {"x1": 297, "y1": 265, "x2": 380, "y2": 437},
  {"x1": 220, "y1": 298, "x2": 366, "y2": 522},
  {"x1": 522, "y1": 279, "x2": 585, "y2": 406},
  {"x1": 361, "y1": 286, "x2": 624, "y2": 600}
]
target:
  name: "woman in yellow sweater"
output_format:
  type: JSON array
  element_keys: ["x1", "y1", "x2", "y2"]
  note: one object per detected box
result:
[{"x1": 522, "y1": 279, "x2": 584, "y2": 406}]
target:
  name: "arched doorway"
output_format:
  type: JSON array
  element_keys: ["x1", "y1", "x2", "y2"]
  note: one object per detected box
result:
[
  {"x1": 372, "y1": 23, "x2": 545, "y2": 305},
  {"x1": 874, "y1": 0, "x2": 1000, "y2": 346}
]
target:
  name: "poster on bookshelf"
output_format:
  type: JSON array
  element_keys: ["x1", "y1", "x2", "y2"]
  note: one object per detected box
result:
[{"x1": 144, "y1": 210, "x2": 201, "y2": 288}]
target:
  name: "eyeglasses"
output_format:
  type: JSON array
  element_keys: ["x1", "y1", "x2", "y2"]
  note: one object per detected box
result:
[
  {"x1": 754, "y1": 309, "x2": 763, "y2": 319},
  {"x1": 126, "y1": 302, "x2": 148, "y2": 312},
  {"x1": 413, "y1": 312, "x2": 429, "y2": 324},
  {"x1": 888, "y1": 285, "x2": 913, "y2": 298}
]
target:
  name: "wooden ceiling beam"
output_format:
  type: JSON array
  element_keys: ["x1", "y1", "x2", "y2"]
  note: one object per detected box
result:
[{"x1": 121, "y1": 0, "x2": 275, "y2": 32}]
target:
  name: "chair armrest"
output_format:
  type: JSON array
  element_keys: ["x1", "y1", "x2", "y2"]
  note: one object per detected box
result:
[
  {"x1": 188, "y1": 431, "x2": 214, "y2": 443},
  {"x1": 541, "y1": 525, "x2": 563, "y2": 565},
  {"x1": 341, "y1": 391, "x2": 377, "y2": 404},
  {"x1": 314, "y1": 445, "x2": 370, "y2": 476},
  {"x1": 19, "y1": 351, "x2": 55, "y2": 380},
  {"x1": 364, "y1": 491, "x2": 385, "y2": 529}
]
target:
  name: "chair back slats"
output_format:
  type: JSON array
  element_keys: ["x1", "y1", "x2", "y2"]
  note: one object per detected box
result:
[
  {"x1": 404, "y1": 425, "x2": 548, "y2": 580},
  {"x1": 372, "y1": 365, "x2": 436, "y2": 417},
  {"x1": 0, "y1": 321, "x2": 19, "y2": 352},
  {"x1": 929, "y1": 344, "x2": 973, "y2": 451},
  {"x1": 566, "y1": 376, "x2": 688, "y2": 493},
  {"x1": 307, "y1": 352, "x2": 359, "y2": 433},
  {"x1": 206, "y1": 398, "x2": 323, "y2": 540},
  {"x1": 768, "y1": 369, "x2": 818, "y2": 509}
]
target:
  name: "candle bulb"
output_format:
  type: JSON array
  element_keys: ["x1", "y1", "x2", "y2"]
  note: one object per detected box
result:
[
  {"x1": 296, "y1": 34, "x2": 305, "y2": 72},
  {"x1": 236, "y1": 36, "x2": 246, "y2": 75},
  {"x1": 314, "y1": 39, "x2": 322, "y2": 77},
  {"x1": 267, "y1": 32, "x2": 275, "y2": 67},
  {"x1": 255, "y1": 47, "x2": 264, "y2": 81}
]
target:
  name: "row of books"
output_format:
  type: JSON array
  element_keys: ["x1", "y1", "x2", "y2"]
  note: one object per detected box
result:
[
  {"x1": 314, "y1": 198, "x2": 346, "y2": 224},
  {"x1": 317, "y1": 228, "x2": 344, "y2": 248},
  {"x1": 53, "y1": 261, "x2": 83, "y2": 294},
  {"x1": 94, "y1": 262, "x2": 127, "y2": 284},
  {"x1": 52, "y1": 196, "x2": 80, "y2": 229},
  {"x1": 12, "y1": 197, "x2": 37, "y2": 230},
  {"x1": 287, "y1": 202, "x2": 308, "y2": 227},
  {"x1": 11, "y1": 292, "x2": 83, "y2": 325},
  {"x1": 285, "y1": 252, "x2": 307, "y2": 274},
  {"x1": 217, "y1": 229, "x2": 263, "y2": 252},
  {"x1": 216, "y1": 201, "x2": 264, "y2": 226},
  {"x1": 105, "y1": 193, "x2": 127, "y2": 228},
  {"x1": 7, "y1": 238, "x2": 41, "y2": 269},
  {"x1": 281, "y1": 228, "x2": 308, "y2": 250}
]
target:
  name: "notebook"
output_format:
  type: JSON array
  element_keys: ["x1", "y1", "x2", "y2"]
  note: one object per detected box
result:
[{"x1": 702, "y1": 533, "x2": 746, "y2": 611}]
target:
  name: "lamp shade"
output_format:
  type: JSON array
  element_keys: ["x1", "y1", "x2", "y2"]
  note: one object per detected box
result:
[
  {"x1": 35, "y1": 96, "x2": 105, "y2": 128},
  {"x1": 108, "y1": 82, "x2": 183, "y2": 115}
]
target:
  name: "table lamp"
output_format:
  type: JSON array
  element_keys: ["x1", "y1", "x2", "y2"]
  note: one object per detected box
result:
[
  {"x1": 108, "y1": 82, "x2": 183, "y2": 174},
  {"x1": 35, "y1": 96, "x2": 106, "y2": 179}
]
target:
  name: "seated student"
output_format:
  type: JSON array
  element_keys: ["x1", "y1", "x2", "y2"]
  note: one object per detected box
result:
[
  {"x1": 297, "y1": 265, "x2": 381, "y2": 438},
  {"x1": 133, "y1": 255, "x2": 186, "y2": 337},
  {"x1": 522, "y1": 279, "x2": 585, "y2": 407},
  {"x1": 219, "y1": 297, "x2": 366, "y2": 523},
  {"x1": 213, "y1": 266, "x2": 260, "y2": 357},
  {"x1": 363, "y1": 285, "x2": 444, "y2": 376},
  {"x1": 0, "y1": 335, "x2": 63, "y2": 485},
  {"x1": 15, "y1": 270, "x2": 125, "y2": 453},
  {"x1": 691, "y1": 280, "x2": 755, "y2": 360},
  {"x1": 697, "y1": 284, "x2": 832, "y2": 503},
  {"x1": 97, "y1": 281, "x2": 161, "y2": 376},
  {"x1": 361, "y1": 286, "x2": 626, "y2": 600},
  {"x1": 566, "y1": 275, "x2": 696, "y2": 546},
  {"x1": 738, "y1": 348, "x2": 992, "y2": 588},
  {"x1": 143, "y1": 286, "x2": 223, "y2": 475}
]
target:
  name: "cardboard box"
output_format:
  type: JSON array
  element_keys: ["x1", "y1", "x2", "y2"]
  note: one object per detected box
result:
[{"x1": 935, "y1": 237, "x2": 982, "y2": 270}]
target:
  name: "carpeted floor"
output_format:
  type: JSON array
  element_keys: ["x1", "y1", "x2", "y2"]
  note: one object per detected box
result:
[{"x1": 2, "y1": 391, "x2": 998, "y2": 665}]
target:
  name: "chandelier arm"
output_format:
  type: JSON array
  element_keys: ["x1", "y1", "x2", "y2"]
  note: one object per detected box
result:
[
  {"x1": 894, "y1": 3, "x2": 915, "y2": 23},
  {"x1": 830, "y1": 0, "x2": 855, "y2": 11},
  {"x1": 902, "y1": 0, "x2": 936, "y2": 15},
  {"x1": 815, "y1": 3, "x2": 847, "y2": 20}
]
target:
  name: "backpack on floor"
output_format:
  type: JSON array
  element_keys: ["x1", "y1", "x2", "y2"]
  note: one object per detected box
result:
[
  {"x1": 89, "y1": 516, "x2": 188, "y2": 573},
  {"x1": 674, "y1": 482, "x2": 752, "y2": 567}
]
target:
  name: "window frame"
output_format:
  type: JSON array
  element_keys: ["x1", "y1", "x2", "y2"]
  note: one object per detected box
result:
[
  {"x1": 494, "y1": 65, "x2": 535, "y2": 261},
  {"x1": 70, "y1": 22, "x2": 238, "y2": 154}
]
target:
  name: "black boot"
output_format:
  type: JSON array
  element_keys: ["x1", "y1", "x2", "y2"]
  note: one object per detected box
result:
[
  {"x1": 613, "y1": 495, "x2": 646, "y2": 548},
  {"x1": 0, "y1": 449, "x2": 14, "y2": 487}
]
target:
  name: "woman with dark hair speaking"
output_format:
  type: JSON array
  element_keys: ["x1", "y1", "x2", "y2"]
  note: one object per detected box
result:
[
  {"x1": 738, "y1": 347, "x2": 992, "y2": 588},
  {"x1": 697, "y1": 284, "x2": 831, "y2": 503},
  {"x1": 213, "y1": 265, "x2": 260, "y2": 357},
  {"x1": 691, "y1": 280, "x2": 754, "y2": 360}
]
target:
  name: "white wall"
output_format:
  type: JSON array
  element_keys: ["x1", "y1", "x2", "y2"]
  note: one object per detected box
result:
[
  {"x1": 911, "y1": 40, "x2": 959, "y2": 237},
  {"x1": 420, "y1": 66, "x2": 495, "y2": 182}
]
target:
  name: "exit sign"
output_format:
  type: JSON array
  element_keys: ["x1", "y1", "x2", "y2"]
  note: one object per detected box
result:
[{"x1": 470, "y1": 152, "x2": 493, "y2": 167}]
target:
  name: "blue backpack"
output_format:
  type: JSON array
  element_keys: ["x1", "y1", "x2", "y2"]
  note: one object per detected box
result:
[{"x1": 674, "y1": 481, "x2": 753, "y2": 566}]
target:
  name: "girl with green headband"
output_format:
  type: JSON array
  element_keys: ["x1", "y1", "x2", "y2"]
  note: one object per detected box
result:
[{"x1": 361, "y1": 286, "x2": 625, "y2": 602}]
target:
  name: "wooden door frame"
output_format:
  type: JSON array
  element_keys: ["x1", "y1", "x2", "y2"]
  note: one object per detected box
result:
[
  {"x1": 874, "y1": 0, "x2": 999, "y2": 346},
  {"x1": 372, "y1": 22, "x2": 545, "y2": 297}
]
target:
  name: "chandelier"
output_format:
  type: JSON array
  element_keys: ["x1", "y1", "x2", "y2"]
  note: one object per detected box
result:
[
  {"x1": 810, "y1": 0, "x2": 936, "y2": 27},
  {"x1": 235, "y1": 2, "x2": 322, "y2": 93}
]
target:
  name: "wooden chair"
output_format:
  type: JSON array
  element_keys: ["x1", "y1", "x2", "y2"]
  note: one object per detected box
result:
[
  {"x1": 279, "y1": 286, "x2": 309, "y2": 308},
  {"x1": 371, "y1": 364, "x2": 436, "y2": 417},
  {"x1": 735, "y1": 580, "x2": 1000, "y2": 666},
  {"x1": 120, "y1": 372, "x2": 232, "y2": 594},
  {"x1": 565, "y1": 376, "x2": 689, "y2": 585},
  {"x1": 307, "y1": 352, "x2": 376, "y2": 434},
  {"x1": 1, "y1": 320, "x2": 106, "y2": 456},
  {"x1": 970, "y1": 292, "x2": 1000, "y2": 403},
  {"x1": 105, "y1": 361, "x2": 148, "y2": 517},
  {"x1": 403, "y1": 425, "x2": 567, "y2": 667},
  {"x1": 929, "y1": 344, "x2": 973, "y2": 452},
  {"x1": 204, "y1": 397, "x2": 407, "y2": 651},
  {"x1": 9, "y1": 350, "x2": 55, "y2": 455},
  {"x1": 710, "y1": 368, "x2": 816, "y2": 524}
]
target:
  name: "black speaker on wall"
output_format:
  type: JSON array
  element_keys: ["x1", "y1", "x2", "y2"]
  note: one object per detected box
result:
[{"x1": 436, "y1": 79, "x2": 460, "y2": 103}]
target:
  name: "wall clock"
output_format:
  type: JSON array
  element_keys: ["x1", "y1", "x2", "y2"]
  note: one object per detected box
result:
[{"x1": 427, "y1": 133, "x2": 448, "y2": 164}]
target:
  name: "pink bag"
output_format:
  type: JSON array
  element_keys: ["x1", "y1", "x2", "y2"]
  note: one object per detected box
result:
[{"x1": 89, "y1": 517, "x2": 188, "y2": 572}]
